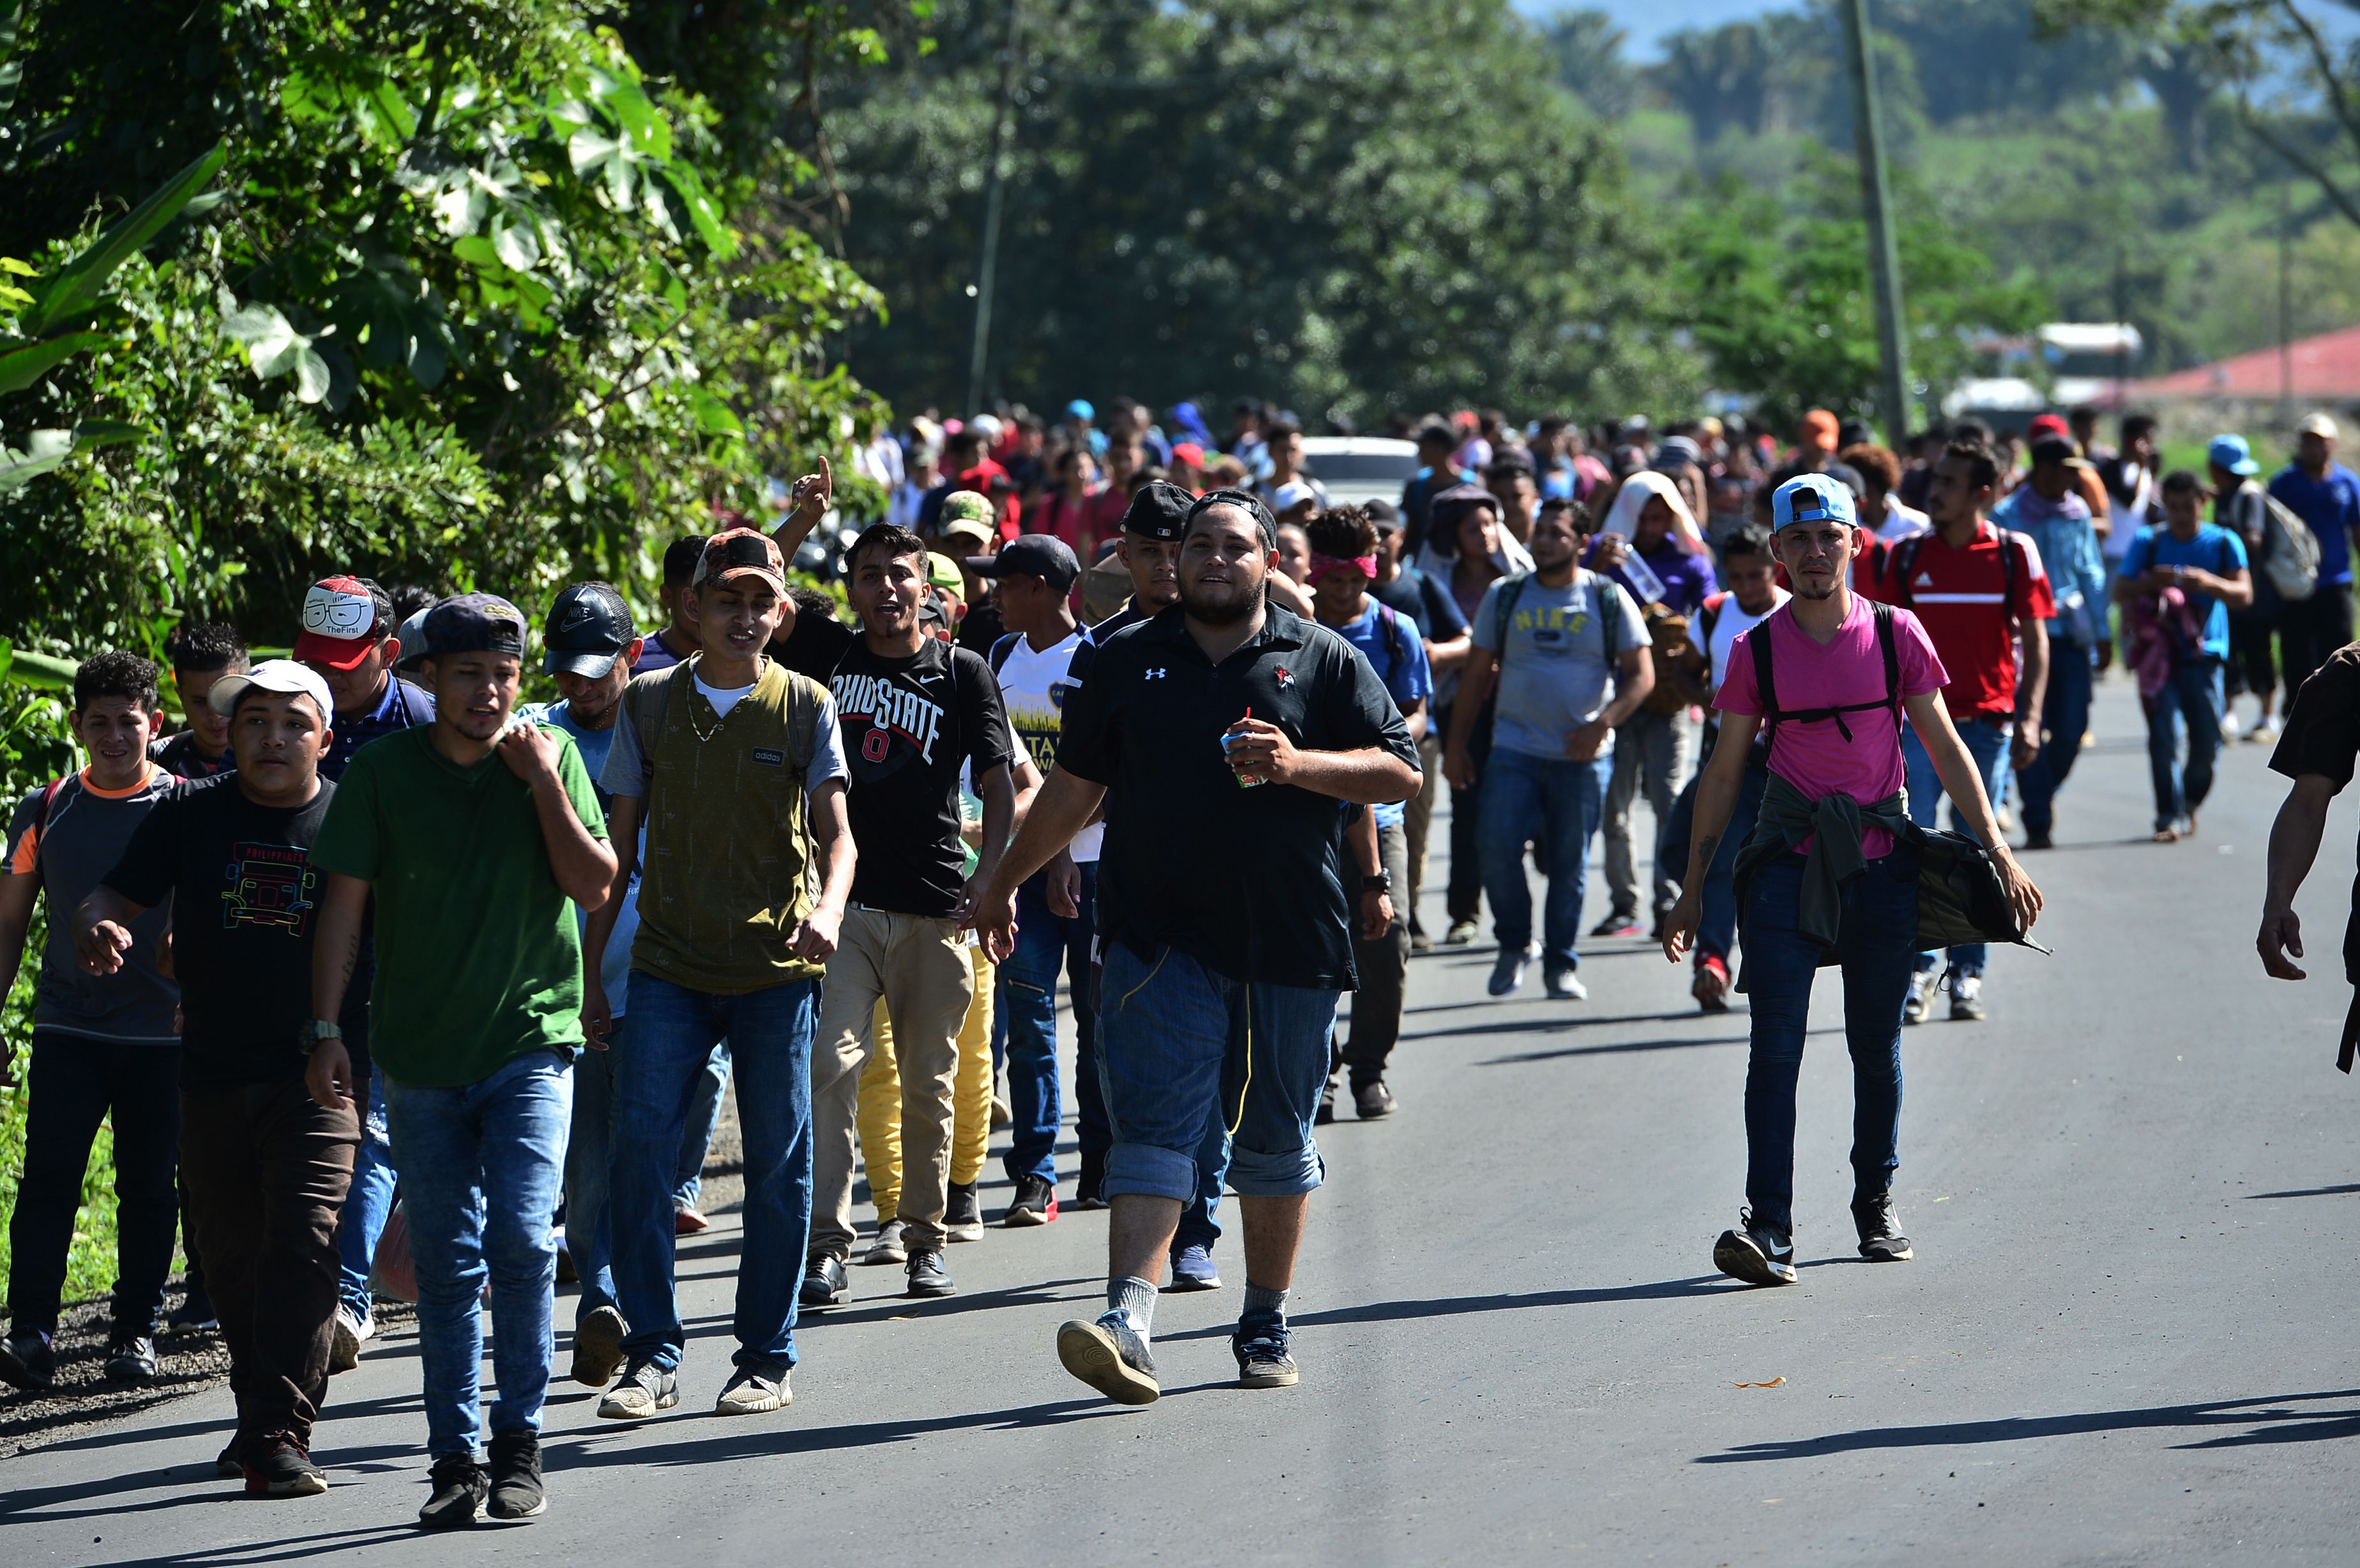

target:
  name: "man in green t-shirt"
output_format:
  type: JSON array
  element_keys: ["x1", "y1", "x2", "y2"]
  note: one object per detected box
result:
[{"x1": 306, "y1": 594, "x2": 615, "y2": 1532}]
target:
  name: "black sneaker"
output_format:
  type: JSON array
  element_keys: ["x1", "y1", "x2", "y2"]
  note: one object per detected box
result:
[
  {"x1": 1713, "y1": 1209, "x2": 1798, "y2": 1286},
  {"x1": 596, "y1": 1357, "x2": 680, "y2": 1420},
  {"x1": 1232, "y1": 1312, "x2": 1299, "y2": 1388},
  {"x1": 1353, "y1": 1080, "x2": 1396, "y2": 1119},
  {"x1": 1070, "y1": 1152, "x2": 1108, "y2": 1212},
  {"x1": 105, "y1": 1333, "x2": 159, "y2": 1383},
  {"x1": 486, "y1": 1431, "x2": 545, "y2": 1521},
  {"x1": 570, "y1": 1304, "x2": 627, "y2": 1387},
  {"x1": 799, "y1": 1253, "x2": 847, "y2": 1310},
  {"x1": 1487, "y1": 944, "x2": 1530, "y2": 997},
  {"x1": 1852, "y1": 1193, "x2": 1915, "y2": 1262},
  {"x1": 243, "y1": 1431, "x2": 329, "y2": 1497},
  {"x1": 1314, "y1": 1079, "x2": 1337, "y2": 1126},
  {"x1": 418, "y1": 1456, "x2": 488, "y2": 1530},
  {"x1": 1055, "y1": 1313, "x2": 1160, "y2": 1405},
  {"x1": 945, "y1": 1180, "x2": 985, "y2": 1242},
  {"x1": 905, "y1": 1249, "x2": 956, "y2": 1297},
  {"x1": 0, "y1": 1330, "x2": 57, "y2": 1391},
  {"x1": 1004, "y1": 1175, "x2": 1057, "y2": 1228},
  {"x1": 170, "y1": 1286, "x2": 219, "y2": 1332},
  {"x1": 215, "y1": 1435, "x2": 246, "y2": 1480}
]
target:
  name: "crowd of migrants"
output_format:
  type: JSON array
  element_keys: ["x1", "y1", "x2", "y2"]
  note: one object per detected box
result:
[{"x1": 5, "y1": 389, "x2": 2359, "y2": 1528}]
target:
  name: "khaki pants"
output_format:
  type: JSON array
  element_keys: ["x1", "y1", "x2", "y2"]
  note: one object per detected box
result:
[
  {"x1": 1404, "y1": 730, "x2": 1444, "y2": 933},
  {"x1": 810, "y1": 908, "x2": 974, "y2": 1258},
  {"x1": 856, "y1": 946, "x2": 995, "y2": 1218}
]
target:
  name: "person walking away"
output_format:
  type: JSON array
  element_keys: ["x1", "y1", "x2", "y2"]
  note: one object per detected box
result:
[
  {"x1": 0, "y1": 654, "x2": 179, "y2": 1392},
  {"x1": 808, "y1": 524, "x2": 1017, "y2": 1301},
  {"x1": 75, "y1": 661, "x2": 359, "y2": 1495},
  {"x1": 1366, "y1": 499, "x2": 1470, "y2": 951},
  {"x1": 305, "y1": 596, "x2": 615, "y2": 1529},
  {"x1": 585, "y1": 527, "x2": 854, "y2": 1419},
  {"x1": 1663, "y1": 474, "x2": 2043, "y2": 1286},
  {"x1": 2114, "y1": 471, "x2": 2252, "y2": 841},
  {"x1": 1444, "y1": 502, "x2": 1653, "y2": 999},
  {"x1": 2269, "y1": 413, "x2": 2360, "y2": 700},
  {"x1": 153, "y1": 622, "x2": 249, "y2": 781},
  {"x1": 1307, "y1": 506, "x2": 1430, "y2": 1116},
  {"x1": 2255, "y1": 638, "x2": 2360, "y2": 1067},
  {"x1": 2210, "y1": 434, "x2": 2283, "y2": 741},
  {"x1": 1995, "y1": 433, "x2": 2112, "y2": 850},
  {"x1": 1879, "y1": 441, "x2": 2054, "y2": 1023},
  {"x1": 974, "y1": 489, "x2": 1421, "y2": 1403}
]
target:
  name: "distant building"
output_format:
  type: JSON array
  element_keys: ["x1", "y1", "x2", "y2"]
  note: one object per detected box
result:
[{"x1": 2129, "y1": 324, "x2": 2360, "y2": 406}]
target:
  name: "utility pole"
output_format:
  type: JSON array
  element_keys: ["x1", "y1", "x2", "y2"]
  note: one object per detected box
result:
[
  {"x1": 1838, "y1": 0, "x2": 1910, "y2": 446},
  {"x1": 965, "y1": 0, "x2": 1026, "y2": 418},
  {"x1": 2280, "y1": 177, "x2": 2295, "y2": 423}
]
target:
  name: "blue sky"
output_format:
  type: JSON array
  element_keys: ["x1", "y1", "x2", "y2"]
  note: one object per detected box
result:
[{"x1": 1510, "y1": 0, "x2": 1778, "y2": 60}]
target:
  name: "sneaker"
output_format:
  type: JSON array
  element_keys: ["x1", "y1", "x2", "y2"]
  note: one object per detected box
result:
[
  {"x1": 329, "y1": 1305, "x2": 372, "y2": 1375},
  {"x1": 715, "y1": 1365, "x2": 791, "y2": 1415},
  {"x1": 570, "y1": 1304, "x2": 628, "y2": 1387},
  {"x1": 673, "y1": 1200, "x2": 711, "y2": 1236},
  {"x1": 1590, "y1": 912, "x2": 1642, "y2": 939},
  {"x1": 1232, "y1": 1313, "x2": 1299, "y2": 1388},
  {"x1": 2022, "y1": 826, "x2": 2054, "y2": 850},
  {"x1": 1070, "y1": 1152, "x2": 1108, "y2": 1212},
  {"x1": 1949, "y1": 974, "x2": 1985, "y2": 1022},
  {"x1": 1852, "y1": 1193, "x2": 1914, "y2": 1262},
  {"x1": 1167, "y1": 1243, "x2": 1221, "y2": 1292},
  {"x1": 2220, "y1": 707, "x2": 2242, "y2": 743},
  {"x1": 1543, "y1": 963, "x2": 1587, "y2": 1001},
  {"x1": 1004, "y1": 1174, "x2": 1058, "y2": 1228},
  {"x1": 170, "y1": 1286, "x2": 219, "y2": 1332},
  {"x1": 1055, "y1": 1313, "x2": 1160, "y2": 1405},
  {"x1": 597, "y1": 1358, "x2": 680, "y2": 1421},
  {"x1": 418, "y1": 1456, "x2": 488, "y2": 1530},
  {"x1": 1443, "y1": 918, "x2": 1479, "y2": 946},
  {"x1": 1354, "y1": 1080, "x2": 1397, "y2": 1119},
  {"x1": 990, "y1": 1088, "x2": 1013, "y2": 1129},
  {"x1": 105, "y1": 1333, "x2": 158, "y2": 1383},
  {"x1": 905, "y1": 1249, "x2": 956, "y2": 1298},
  {"x1": 945, "y1": 1180, "x2": 986, "y2": 1242},
  {"x1": 1692, "y1": 953, "x2": 1730, "y2": 1013},
  {"x1": 1713, "y1": 1209, "x2": 1798, "y2": 1287},
  {"x1": 799, "y1": 1254, "x2": 847, "y2": 1311},
  {"x1": 1410, "y1": 930, "x2": 1433, "y2": 954},
  {"x1": 859, "y1": 1219, "x2": 909, "y2": 1265},
  {"x1": 216, "y1": 1435, "x2": 246, "y2": 1480},
  {"x1": 1487, "y1": 944, "x2": 1531, "y2": 997},
  {"x1": 1903, "y1": 970, "x2": 1935, "y2": 1025},
  {"x1": 243, "y1": 1431, "x2": 328, "y2": 1497},
  {"x1": 1315, "y1": 1078, "x2": 1337, "y2": 1126},
  {"x1": 486, "y1": 1431, "x2": 545, "y2": 1521},
  {"x1": 2248, "y1": 719, "x2": 2281, "y2": 745},
  {"x1": 0, "y1": 1330, "x2": 56, "y2": 1391}
]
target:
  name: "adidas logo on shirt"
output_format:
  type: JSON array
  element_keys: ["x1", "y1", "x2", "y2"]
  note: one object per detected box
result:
[{"x1": 1914, "y1": 572, "x2": 1934, "y2": 589}]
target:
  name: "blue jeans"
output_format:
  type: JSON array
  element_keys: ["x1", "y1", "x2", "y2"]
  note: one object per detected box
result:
[
  {"x1": 384, "y1": 1050, "x2": 571, "y2": 1462},
  {"x1": 1902, "y1": 716, "x2": 2008, "y2": 977},
  {"x1": 1098, "y1": 942, "x2": 1338, "y2": 1203},
  {"x1": 610, "y1": 972, "x2": 817, "y2": 1375},
  {"x1": 335, "y1": 1072, "x2": 397, "y2": 1325},
  {"x1": 564, "y1": 1040, "x2": 618, "y2": 1320},
  {"x1": 1696, "y1": 760, "x2": 1767, "y2": 965},
  {"x1": 1001, "y1": 864, "x2": 1098, "y2": 1187},
  {"x1": 2014, "y1": 641, "x2": 2092, "y2": 838},
  {"x1": 2144, "y1": 658, "x2": 2225, "y2": 831},
  {"x1": 1476, "y1": 748, "x2": 1611, "y2": 971},
  {"x1": 674, "y1": 1040, "x2": 732, "y2": 1208},
  {"x1": 1740, "y1": 848, "x2": 1919, "y2": 1234}
]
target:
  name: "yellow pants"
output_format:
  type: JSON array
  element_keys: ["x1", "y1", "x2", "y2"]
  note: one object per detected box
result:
[{"x1": 858, "y1": 946, "x2": 995, "y2": 1222}]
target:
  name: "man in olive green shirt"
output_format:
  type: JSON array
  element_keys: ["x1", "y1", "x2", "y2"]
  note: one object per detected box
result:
[{"x1": 308, "y1": 594, "x2": 614, "y2": 1531}]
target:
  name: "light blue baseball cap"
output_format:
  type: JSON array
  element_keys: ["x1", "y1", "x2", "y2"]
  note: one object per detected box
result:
[
  {"x1": 1064, "y1": 398, "x2": 1096, "y2": 423},
  {"x1": 2207, "y1": 433, "x2": 2258, "y2": 476},
  {"x1": 1771, "y1": 471, "x2": 1858, "y2": 532}
]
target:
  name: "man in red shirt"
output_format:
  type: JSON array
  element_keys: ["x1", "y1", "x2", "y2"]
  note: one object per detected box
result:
[{"x1": 1880, "y1": 439, "x2": 2053, "y2": 1023}]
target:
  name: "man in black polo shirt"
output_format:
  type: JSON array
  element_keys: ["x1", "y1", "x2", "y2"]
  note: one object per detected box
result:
[{"x1": 976, "y1": 489, "x2": 1420, "y2": 1405}]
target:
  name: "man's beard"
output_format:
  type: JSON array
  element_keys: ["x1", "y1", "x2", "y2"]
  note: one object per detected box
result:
[
  {"x1": 1792, "y1": 577, "x2": 1840, "y2": 600},
  {"x1": 1179, "y1": 575, "x2": 1260, "y2": 626}
]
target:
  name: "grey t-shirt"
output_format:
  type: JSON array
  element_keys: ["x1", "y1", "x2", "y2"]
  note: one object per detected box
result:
[
  {"x1": 1469, "y1": 570, "x2": 1648, "y2": 762},
  {"x1": 6, "y1": 766, "x2": 180, "y2": 1044}
]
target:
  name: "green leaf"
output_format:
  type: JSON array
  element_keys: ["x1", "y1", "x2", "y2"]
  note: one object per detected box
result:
[
  {"x1": 0, "y1": 427, "x2": 77, "y2": 494},
  {"x1": 26, "y1": 140, "x2": 227, "y2": 336},
  {"x1": 0, "y1": 257, "x2": 35, "y2": 276},
  {"x1": 452, "y1": 234, "x2": 503, "y2": 269},
  {"x1": 0, "y1": 331, "x2": 110, "y2": 395},
  {"x1": 72, "y1": 419, "x2": 142, "y2": 449}
]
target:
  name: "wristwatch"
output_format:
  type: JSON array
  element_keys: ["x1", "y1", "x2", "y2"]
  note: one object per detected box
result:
[
  {"x1": 302, "y1": 1018, "x2": 343, "y2": 1056},
  {"x1": 1361, "y1": 870, "x2": 1393, "y2": 893}
]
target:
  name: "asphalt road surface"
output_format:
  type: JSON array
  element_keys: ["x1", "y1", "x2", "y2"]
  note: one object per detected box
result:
[{"x1": 5, "y1": 674, "x2": 2357, "y2": 1564}]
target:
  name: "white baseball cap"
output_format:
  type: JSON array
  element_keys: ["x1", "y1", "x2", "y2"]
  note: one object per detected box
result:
[
  {"x1": 2298, "y1": 411, "x2": 2339, "y2": 440},
  {"x1": 207, "y1": 658, "x2": 335, "y2": 723}
]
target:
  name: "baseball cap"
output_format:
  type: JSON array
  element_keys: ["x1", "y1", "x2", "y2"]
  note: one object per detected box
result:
[
  {"x1": 2299, "y1": 411, "x2": 2340, "y2": 440},
  {"x1": 1271, "y1": 479, "x2": 1319, "y2": 515},
  {"x1": 1121, "y1": 480, "x2": 1195, "y2": 540},
  {"x1": 2026, "y1": 412, "x2": 2071, "y2": 441},
  {"x1": 294, "y1": 575, "x2": 391, "y2": 670},
  {"x1": 925, "y1": 552, "x2": 967, "y2": 603},
  {"x1": 1428, "y1": 482, "x2": 1504, "y2": 538},
  {"x1": 543, "y1": 583, "x2": 636, "y2": 679},
  {"x1": 2029, "y1": 433, "x2": 2078, "y2": 467},
  {"x1": 206, "y1": 658, "x2": 335, "y2": 723},
  {"x1": 421, "y1": 594, "x2": 528, "y2": 659},
  {"x1": 1170, "y1": 441, "x2": 1205, "y2": 469},
  {"x1": 937, "y1": 489, "x2": 998, "y2": 548},
  {"x1": 691, "y1": 527, "x2": 787, "y2": 596},
  {"x1": 1654, "y1": 434, "x2": 1702, "y2": 472},
  {"x1": 1771, "y1": 472, "x2": 1858, "y2": 531},
  {"x1": 1186, "y1": 487, "x2": 1279, "y2": 548},
  {"x1": 2207, "y1": 433, "x2": 2260, "y2": 476},
  {"x1": 1364, "y1": 497, "x2": 1405, "y2": 534},
  {"x1": 393, "y1": 605, "x2": 433, "y2": 674},
  {"x1": 967, "y1": 533, "x2": 1080, "y2": 593},
  {"x1": 1797, "y1": 409, "x2": 1839, "y2": 447},
  {"x1": 1064, "y1": 398, "x2": 1096, "y2": 423}
]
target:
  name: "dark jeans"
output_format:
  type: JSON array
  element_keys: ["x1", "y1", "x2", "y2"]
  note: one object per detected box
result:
[
  {"x1": 1696, "y1": 760, "x2": 1767, "y2": 965},
  {"x1": 2277, "y1": 582, "x2": 2356, "y2": 702},
  {"x1": 1741, "y1": 848, "x2": 1919, "y2": 1235},
  {"x1": 2227, "y1": 605, "x2": 2277, "y2": 705},
  {"x1": 1339, "y1": 822, "x2": 1411, "y2": 1087},
  {"x1": 7, "y1": 1031, "x2": 181, "y2": 1336},
  {"x1": 2015, "y1": 641, "x2": 2092, "y2": 838},
  {"x1": 180, "y1": 1078, "x2": 358, "y2": 1444},
  {"x1": 1444, "y1": 704, "x2": 1492, "y2": 925},
  {"x1": 1002, "y1": 863, "x2": 1097, "y2": 1187},
  {"x1": 2144, "y1": 657, "x2": 2225, "y2": 830}
]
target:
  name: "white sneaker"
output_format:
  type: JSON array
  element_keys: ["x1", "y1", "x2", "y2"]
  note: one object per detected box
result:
[
  {"x1": 2249, "y1": 718, "x2": 2280, "y2": 745},
  {"x1": 1903, "y1": 970, "x2": 1936, "y2": 1025},
  {"x1": 329, "y1": 1306, "x2": 373, "y2": 1375},
  {"x1": 2220, "y1": 709, "x2": 2242, "y2": 743}
]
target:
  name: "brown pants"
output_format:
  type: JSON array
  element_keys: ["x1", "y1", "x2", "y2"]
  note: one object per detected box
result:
[{"x1": 180, "y1": 1078, "x2": 358, "y2": 1445}]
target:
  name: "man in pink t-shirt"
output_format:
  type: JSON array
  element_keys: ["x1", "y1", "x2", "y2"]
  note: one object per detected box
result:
[{"x1": 1661, "y1": 473, "x2": 2043, "y2": 1290}]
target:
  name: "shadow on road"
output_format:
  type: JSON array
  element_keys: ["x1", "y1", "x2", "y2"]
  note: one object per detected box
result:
[
  {"x1": 1693, "y1": 1388, "x2": 2360, "y2": 1463},
  {"x1": 2242, "y1": 1182, "x2": 2360, "y2": 1200},
  {"x1": 1155, "y1": 1275, "x2": 1733, "y2": 1341},
  {"x1": 546, "y1": 1394, "x2": 1124, "y2": 1471}
]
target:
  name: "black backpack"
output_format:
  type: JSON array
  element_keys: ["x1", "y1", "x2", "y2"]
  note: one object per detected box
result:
[{"x1": 1749, "y1": 599, "x2": 1902, "y2": 745}]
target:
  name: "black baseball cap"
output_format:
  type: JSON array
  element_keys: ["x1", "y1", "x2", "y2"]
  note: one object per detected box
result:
[
  {"x1": 1365, "y1": 497, "x2": 1405, "y2": 534},
  {"x1": 967, "y1": 533, "x2": 1080, "y2": 592},
  {"x1": 421, "y1": 594, "x2": 528, "y2": 660},
  {"x1": 1121, "y1": 479, "x2": 1195, "y2": 541},
  {"x1": 543, "y1": 583, "x2": 636, "y2": 679}
]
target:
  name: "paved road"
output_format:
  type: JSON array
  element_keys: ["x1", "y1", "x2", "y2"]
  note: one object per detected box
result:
[{"x1": 5, "y1": 674, "x2": 2357, "y2": 1564}]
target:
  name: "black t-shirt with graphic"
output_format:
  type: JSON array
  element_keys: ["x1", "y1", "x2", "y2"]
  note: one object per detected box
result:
[
  {"x1": 830, "y1": 636, "x2": 1015, "y2": 917},
  {"x1": 103, "y1": 774, "x2": 366, "y2": 1089}
]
